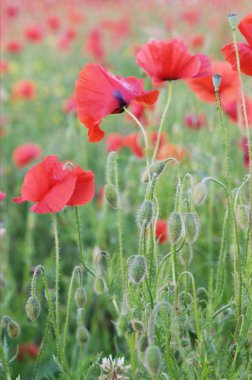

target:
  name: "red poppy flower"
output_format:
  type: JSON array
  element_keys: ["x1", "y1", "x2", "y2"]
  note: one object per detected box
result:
[
  {"x1": 86, "y1": 28, "x2": 105, "y2": 62},
  {"x1": 6, "y1": 40, "x2": 23, "y2": 54},
  {"x1": 222, "y1": 97, "x2": 252, "y2": 127},
  {"x1": 17, "y1": 343, "x2": 38, "y2": 361},
  {"x1": 157, "y1": 143, "x2": 186, "y2": 162},
  {"x1": 156, "y1": 219, "x2": 168, "y2": 244},
  {"x1": 0, "y1": 192, "x2": 6, "y2": 202},
  {"x1": 186, "y1": 61, "x2": 240, "y2": 104},
  {"x1": 0, "y1": 61, "x2": 9, "y2": 75},
  {"x1": 13, "y1": 143, "x2": 42, "y2": 168},
  {"x1": 123, "y1": 133, "x2": 144, "y2": 158},
  {"x1": 24, "y1": 25, "x2": 44, "y2": 43},
  {"x1": 75, "y1": 63, "x2": 159, "y2": 142},
  {"x1": 184, "y1": 113, "x2": 206, "y2": 129},
  {"x1": 136, "y1": 39, "x2": 211, "y2": 83},
  {"x1": 13, "y1": 156, "x2": 95, "y2": 214},
  {"x1": 47, "y1": 16, "x2": 61, "y2": 31},
  {"x1": 221, "y1": 13, "x2": 252, "y2": 76},
  {"x1": 12, "y1": 80, "x2": 36, "y2": 100},
  {"x1": 106, "y1": 134, "x2": 124, "y2": 152},
  {"x1": 5, "y1": 5, "x2": 19, "y2": 18}
]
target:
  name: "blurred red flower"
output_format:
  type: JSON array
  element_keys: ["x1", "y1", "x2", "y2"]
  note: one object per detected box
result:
[
  {"x1": 157, "y1": 143, "x2": 186, "y2": 162},
  {"x1": 136, "y1": 39, "x2": 211, "y2": 83},
  {"x1": 63, "y1": 95, "x2": 77, "y2": 113},
  {"x1": 6, "y1": 40, "x2": 23, "y2": 54},
  {"x1": 13, "y1": 143, "x2": 42, "y2": 168},
  {"x1": 86, "y1": 28, "x2": 105, "y2": 62},
  {"x1": 13, "y1": 156, "x2": 95, "y2": 214},
  {"x1": 5, "y1": 4, "x2": 19, "y2": 18},
  {"x1": 17, "y1": 343, "x2": 39, "y2": 361},
  {"x1": 221, "y1": 13, "x2": 252, "y2": 76},
  {"x1": 222, "y1": 97, "x2": 252, "y2": 127},
  {"x1": 75, "y1": 63, "x2": 159, "y2": 142},
  {"x1": 184, "y1": 113, "x2": 206, "y2": 129},
  {"x1": 47, "y1": 15, "x2": 61, "y2": 31},
  {"x1": 186, "y1": 61, "x2": 240, "y2": 104},
  {"x1": 156, "y1": 219, "x2": 168, "y2": 244},
  {"x1": 240, "y1": 136, "x2": 250, "y2": 169},
  {"x1": 24, "y1": 25, "x2": 44, "y2": 43},
  {"x1": 12, "y1": 80, "x2": 36, "y2": 100},
  {"x1": 106, "y1": 134, "x2": 124, "y2": 152},
  {"x1": 0, "y1": 192, "x2": 6, "y2": 202},
  {"x1": 0, "y1": 61, "x2": 9, "y2": 75}
]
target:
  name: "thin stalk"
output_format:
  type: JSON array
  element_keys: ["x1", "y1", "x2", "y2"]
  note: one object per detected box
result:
[
  {"x1": 152, "y1": 81, "x2": 172, "y2": 162},
  {"x1": 52, "y1": 214, "x2": 60, "y2": 331}
]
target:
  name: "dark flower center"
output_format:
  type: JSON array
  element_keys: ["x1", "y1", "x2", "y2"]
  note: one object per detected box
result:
[{"x1": 112, "y1": 89, "x2": 128, "y2": 113}]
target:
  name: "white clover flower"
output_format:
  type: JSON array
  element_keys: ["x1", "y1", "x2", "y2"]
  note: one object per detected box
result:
[{"x1": 99, "y1": 355, "x2": 131, "y2": 380}]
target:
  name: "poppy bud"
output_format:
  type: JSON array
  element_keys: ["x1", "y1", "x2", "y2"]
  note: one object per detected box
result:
[
  {"x1": 74, "y1": 287, "x2": 87, "y2": 308},
  {"x1": 144, "y1": 345, "x2": 162, "y2": 378},
  {"x1": 96, "y1": 251, "x2": 109, "y2": 277},
  {"x1": 179, "y1": 243, "x2": 193, "y2": 266},
  {"x1": 193, "y1": 182, "x2": 208, "y2": 206},
  {"x1": 142, "y1": 161, "x2": 166, "y2": 183},
  {"x1": 137, "y1": 200, "x2": 154, "y2": 227},
  {"x1": 116, "y1": 314, "x2": 129, "y2": 337},
  {"x1": 128, "y1": 255, "x2": 147, "y2": 284},
  {"x1": 94, "y1": 277, "x2": 106, "y2": 295},
  {"x1": 168, "y1": 211, "x2": 184, "y2": 244},
  {"x1": 131, "y1": 319, "x2": 144, "y2": 332},
  {"x1": 138, "y1": 334, "x2": 149, "y2": 353},
  {"x1": 212, "y1": 74, "x2": 222, "y2": 92},
  {"x1": 228, "y1": 13, "x2": 237, "y2": 30},
  {"x1": 184, "y1": 212, "x2": 200, "y2": 244},
  {"x1": 7, "y1": 320, "x2": 20, "y2": 338},
  {"x1": 104, "y1": 183, "x2": 118, "y2": 209},
  {"x1": 25, "y1": 296, "x2": 41, "y2": 321},
  {"x1": 76, "y1": 326, "x2": 89, "y2": 345},
  {"x1": 236, "y1": 204, "x2": 250, "y2": 230}
]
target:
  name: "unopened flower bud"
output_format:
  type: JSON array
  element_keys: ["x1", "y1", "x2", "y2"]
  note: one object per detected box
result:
[
  {"x1": 138, "y1": 334, "x2": 149, "y2": 353},
  {"x1": 131, "y1": 319, "x2": 144, "y2": 332},
  {"x1": 179, "y1": 243, "x2": 193, "y2": 266},
  {"x1": 116, "y1": 314, "x2": 129, "y2": 337},
  {"x1": 184, "y1": 212, "x2": 200, "y2": 244},
  {"x1": 236, "y1": 204, "x2": 250, "y2": 230},
  {"x1": 228, "y1": 13, "x2": 237, "y2": 30},
  {"x1": 193, "y1": 182, "x2": 208, "y2": 206},
  {"x1": 142, "y1": 161, "x2": 166, "y2": 183},
  {"x1": 137, "y1": 200, "x2": 154, "y2": 227},
  {"x1": 212, "y1": 74, "x2": 222, "y2": 92},
  {"x1": 144, "y1": 345, "x2": 162, "y2": 378},
  {"x1": 94, "y1": 277, "x2": 106, "y2": 295},
  {"x1": 74, "y1": 287, "x2": 87, "y2": 308},
  {"x1": 128, "y1": 255, "x2": 147, "y2": 284},
  {"x1": 104, "y1": 183, "x2": 118, "y2": 209},
  {"x1": 7, "y1": 320, "x2": 20, "y2": 338},
  {"x1": 76, "y1": 326, "x2": 89, "y2": 345},
  {"x1": 168, "y1": 212, "x2": 184, "y2": 244},
  {"x1": 96, "y1": 251, "x2": 109, "y2": 277},
  {"x1": 25, "y1": 296, "x2": 41, "y2": 321}
]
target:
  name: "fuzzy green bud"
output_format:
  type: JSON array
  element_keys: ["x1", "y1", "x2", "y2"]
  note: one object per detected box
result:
[
  {"x1": 128, "y1": 255, "x2": 147, "y2": 284},
  {"x1": 76, "y1": 326, "x2": 89, "y2": 345},
  {"x1": 116, "y1": 314, "x2": 129, "y2": 337},
  {"x1": 236, "y1": 204, "x2": 250, "y2": 230},
  {"x1": 131, "y1": 319, "x2": 144, "y2": 332},
  {"x1": 137, "y1": 200, "x2": 154, "y2": 227},
  {"x1": 168, "y1": 211, "x2": 184, "y2": 244},
  {"x1": 212, "y1": 74, "x2": 222, "y2": 92},
  {"x1": 142, "y1": 161, "x2": 166, "y2": 183},
  {"x1": 104, "y1": 183, "x2": 118, "y2": 209},
  {"x1": 144, "y1": 345, "x2": 162, "y2": 378},
  {"x1": 138, "y1": 334, "x2": 149, "y2": 353},
  {"x1": 184, "y1": 212, "x2": 200, "y2": 244},
  {"x1": 193, "y1": 181, "x2": 208, "y2": 206},
  {"x1": 94, "y1": 277, "x2": 106, "y2": 295},
  {"x1": 7, "y1": 320, "x2": 20, "y2": 338},
  {"x1": 25, "y1": 296, "x2": 41, "y2": 321},
  {"x1": 74, "y1": 287, "x2": 87, "y2": 308},
  {"x1": 179, "y1": 243, "x2": 193, "y2": 266},
  {"x1": 95, "y1": 251, "x2": 109, "y2": 277}
]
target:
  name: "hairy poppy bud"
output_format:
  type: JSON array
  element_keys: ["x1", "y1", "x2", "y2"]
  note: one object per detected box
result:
[
  {"x1": 193, "y1": 181, "x2": 208, "y2": 206},
  {"x1": 138, "y1": 334, "x2": 149, "y2": 353},
  {"x1": 74, "y1": 287, "x2": 87, "y2": 308},
  {"x1": 7, "y1": 320, "x2": 20, "y2": 338},
  {"x1": 94, "y1": 277, "x2": 106, "y2": 295},
  {"x1": 180, "y1": 243, "x2": 193, "y2": 266},
  {"x1": 131, "y1": 319, "x2": 144, "y2": 332},
  {"x1": 76, "y1": 326, "x2": 89, "y2": 345},
  {"x1": 144, "y1": 345, "x2": 162, "y2": 378},
  {"x1": 236, "y1": 204, "x2": 250, "y2": 230},
  {"x1": 137, "y1": 200, "x2": 154, "y2": 227},
  {"x1": 142, "y1": 161, "x2": 166, "y2": 183},
  {"x1": 168, "y1": 211, "x2": 184, "y2": 244},
  {"x1": 96, "y1": 251, "x2": 109, "y2": 277},
  {"x1": 212, "y1": 74, "x2": 222, "y2": 92},
  {"x1": 116, "y1": 314, "x2": 129, "y2": 337},
  {"x1": 25, "y1": 296, "x2": 41, "y2": 321},
  {"x1": 184, "y1": 212, "x2": 200, "y2": 244},
  {"x1": 128, "y1": 255, "x2": 146, "y2": 284},
  {"x1": 104, "y1": 183, "x2": 118, "y2": 209}
]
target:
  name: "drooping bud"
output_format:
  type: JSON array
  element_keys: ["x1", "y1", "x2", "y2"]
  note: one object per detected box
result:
[
  {"x1": 212, "y1": 74, "x2": 222, "y2": 92},
  {"x1": 142, "y1": 161, "x2": 166, "y2": 183},
  {"x1": 76, "y1": 326, "x2": 89, "y2": 345},
  {"x1": 7, "y1": 320, "x2": 20, "y2": 338},
  {"x1": 104, "y1": 183, "x2": 118, "y2": 209},
  {"x1": 74, "y1": 287, "x2": 87, "y2": 308},
  {"x1": 95, "y1": 251, "x2": 109, "y2": 277},
  {"x1": 144, "y1": 345, "x2": 162, "y2": 378},
  {"x1": 137, "y1": 200, "x2": 154, "y2": 227},
  {"x1": 131, "y1": 319, "x2": 144, "y2": 333},
  {"x1": 94, "y1": 277, "x2": 106, "y2": 295},
  {"x1": 228, "y1": 13, "x2": 237, "y2": 30},
  {"x1": 184, "y1": 212, "x2": 200, "y2": 244},
  {"x1": 168, "y1": 211, "x2": 184, "y2": 244},
  {"x1": 236, "y1": 204, "x2": 250, "y2": 230},
  {"x1": 138, "y1": 334, "x2": 149, "y2": 353},
  {"x1": 193, "y1": 181, "x2": 208, "y2": 206},
  {"x1": 25, "y1": 296, "x2": 41, "y2": 321},
  {"x1": 128, "y1": 255, "x2": 147, "y2": 284},
  {"x1": 116, "y1": 314, "x2": 129, "y2": 337}
]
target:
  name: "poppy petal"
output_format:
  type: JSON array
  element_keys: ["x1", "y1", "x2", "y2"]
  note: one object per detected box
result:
[
  {"x1": 221, "y1": 43, "x2": 252, "y2": 76},
  {"x1": 67, "y1": 167, "x2": 95, "y2": 206},
  {"x1": 135, "y1": 89, "x2": 159, "y2": 105},
  {"x1": 238, "y1": 13, "x2": 252, "y2": 47}
]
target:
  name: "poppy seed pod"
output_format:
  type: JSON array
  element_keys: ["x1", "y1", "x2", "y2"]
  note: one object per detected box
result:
[
  {"x1": 142, "y1": 161, "x2": 166, "y2": 183},
  {"x1": 7, "y1": 320, "x2": 20, "y2": 338},
  {"x1": 104, "y1": 183, "x2": 118, "y2": 209},
  {"x1": 25, "y1": 296, "x2": 41, "y2": 321},
  {"x1": 212, "y1": 74, "x2": 222, "y2": 92},
  {"x1": 236, "y1": 204, "x2": 250, "y2": 230},
  {"x1": 228, "y1": 13, "x2": 237, "y2": 30},
  {"x1": 184, "y1": 212, "x2": 200, "y2": 244},
  {"x1": 137, "y1": 200, "x2": 154, "y2": 227},
  {"x1": 94, "y1": 277, "x2": 106, "y2": 295},
  {"x1": 138, "y1": 334, "x2": 149, "y2": 353},
  {"x1": 74, "y1": 287, "x2": 87, "y2": 308},
  {"x1": 128, "y1": 255, "x2": 147, "y2": 284},
  {"x1": 193, "y1": 181, "x2": 208, "y2": 206},
  {"x1": 76, "y1": 326, "x2": 89, "y2": 345},
  {"x1": 168, "y1": 211, "x2": 184, "y2": 244},
  {"x1": 116, "y1": 314, "x2": 129, "y2": 337},
  {"x1": 144, "y1": 345, "x2": 162, "y2": 378}
]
